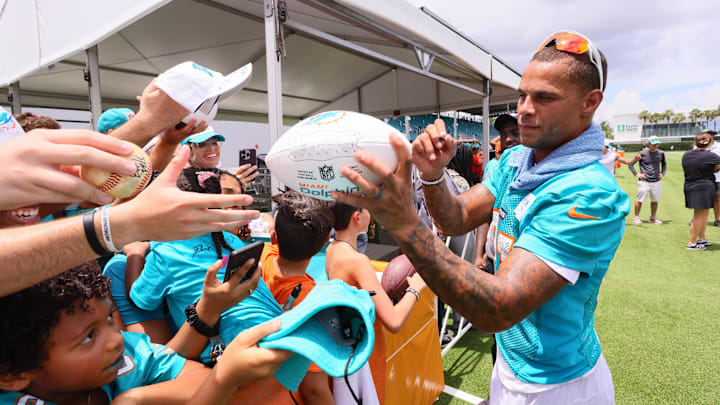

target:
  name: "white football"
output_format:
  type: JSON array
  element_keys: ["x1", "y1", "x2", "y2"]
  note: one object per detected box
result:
[{"x1": 266, "y1": 111, "x2": 410, "y2": 201}]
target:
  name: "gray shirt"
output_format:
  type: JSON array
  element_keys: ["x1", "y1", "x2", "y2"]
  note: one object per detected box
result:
[{"x1": 629, "y1": 148, "x2": 666, "y2": 182}]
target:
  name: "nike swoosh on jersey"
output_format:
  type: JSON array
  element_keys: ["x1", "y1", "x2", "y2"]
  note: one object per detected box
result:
[{"x1": 568, "y1": 206, "x2": 600, "y2": 220}]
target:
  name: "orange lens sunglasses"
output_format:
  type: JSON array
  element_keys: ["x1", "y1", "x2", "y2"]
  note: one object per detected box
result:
[{"x1": 536, "y1": 31, "x2": 604, "y2": 92}]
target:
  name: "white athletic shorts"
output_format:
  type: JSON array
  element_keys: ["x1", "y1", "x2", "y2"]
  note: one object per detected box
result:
[
  {"x1": 489, "y1": 349, "x2": 615, "y2": 405},
  {"x1": 637, "y1": 180, "x2": 662, "y2": 203}
]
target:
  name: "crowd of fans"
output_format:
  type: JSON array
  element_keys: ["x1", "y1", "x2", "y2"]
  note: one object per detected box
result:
[{"x1": 4, "y1": 29, "x2": 716, "y2": 405}]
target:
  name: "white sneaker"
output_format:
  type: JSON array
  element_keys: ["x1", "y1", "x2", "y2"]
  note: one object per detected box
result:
[
  {"x1": 632, "y1": 216, "x2": 642, "y2": 224},
  {"x1": 649, "y1": 217, "x2": 663, "y2": 224}
]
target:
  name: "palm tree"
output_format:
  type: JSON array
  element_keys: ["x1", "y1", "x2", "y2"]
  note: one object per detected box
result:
[
  {"x1": 689, "y1": 109, "x2": 703, "y2": 131},
  {"x1": 663, "y1": 109, "x2": 674, "y2": 137},
  {"x1": 702, "y1": 110, "x2": 715, "y2": 130},
  {"x1": 600, "y1": 121, "x2": 613, "y2": 140},
  {"x1": 638, "y1": 110, "x2": 650, "y2": 136},
  {"x1": 673, "y1": 113, "x2": 686, "y2": 136},
  {"x1": 649, "y1": 113, "x2": 662, "y2": 137}
]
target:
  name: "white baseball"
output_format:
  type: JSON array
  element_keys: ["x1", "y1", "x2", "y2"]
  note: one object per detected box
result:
[{"x1": 81, "y1": 142, "x2": 153, "y2": 199}]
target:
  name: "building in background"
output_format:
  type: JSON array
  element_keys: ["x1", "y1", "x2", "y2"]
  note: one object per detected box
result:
[{"x1": 611, "y1": 112, "x2": 719, "y2": 143}]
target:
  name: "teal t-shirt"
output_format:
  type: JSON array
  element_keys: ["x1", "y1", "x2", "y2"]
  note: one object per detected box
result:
[
  {"x1": 129, "y1": 232, "x2": 246, "y2": 363},
  {"x1": 103, "y1": 254, "x2": 166, "y2": 326},
  {"x1": 0, "y1": 332, "x2": 185, "y2": 404},
  {"x1": 129, "y1": 234, "x2": 319, "y2": 391},
  {"x1": 482, "y1": 145, "x2": 630, "y2": 384}
]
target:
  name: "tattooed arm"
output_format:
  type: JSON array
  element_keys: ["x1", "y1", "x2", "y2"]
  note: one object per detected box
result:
[
  {"x1": 394, "y1": 218, "x2": 567, "y2": 333},
  {"x1": 423, "y1": 181, "x2": 495, "y2": 236},
  {"x1": 333, "y1": 133, "x2": 566, "y2": 333}
]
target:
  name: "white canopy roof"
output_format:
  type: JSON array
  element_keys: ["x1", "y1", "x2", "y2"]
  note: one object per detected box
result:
[{"x1": 0, "y1": 0, "x2": 520, "y2": 123}]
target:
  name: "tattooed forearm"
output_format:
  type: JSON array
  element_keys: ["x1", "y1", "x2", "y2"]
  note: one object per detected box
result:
[
  {"x1": 424, "y1": 182, "x2": 494, "y2": 236},
  {"x1": 394, "y1": 219, "x2": 566, "y2": 333}
]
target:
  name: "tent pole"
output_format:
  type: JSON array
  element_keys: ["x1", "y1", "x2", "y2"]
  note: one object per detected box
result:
[
  {"x1": 8, "y1": 82, "x2": 22, "y2": 114},
  {"x1": 265, "y1": 0, "x2": 284, "y2": 196},
  {"x1": 482, "y1": 79, "x2": 490, "y2": 170},
  {"x1": 85, "y1": 46, "x2": 103, "y2": 131},
  {"x1": 453, "y1": 110, "x2": 457, "y2": 138}
]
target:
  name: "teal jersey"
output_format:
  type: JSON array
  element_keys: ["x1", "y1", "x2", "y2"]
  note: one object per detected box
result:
[
  {"x1": 103, "y1": 254, "x2": 166, "y2": 326},
  {"x1": 482, "y1": 158, "x2": 500, "y2": 182},
  {"x1": 0, "y1": 332, "x2": 185, "y2": 404},
  {"x1": 483, "y1": 145, "x2": 630, "y2": 384}
]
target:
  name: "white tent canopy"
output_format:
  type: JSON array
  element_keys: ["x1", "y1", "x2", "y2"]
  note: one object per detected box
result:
[
  {"x1": 1, "y1": 0, "x2": 520, "y2": 165},
  {"x1": 1, "y1": 0, "x2": 519, "y2": 115}
]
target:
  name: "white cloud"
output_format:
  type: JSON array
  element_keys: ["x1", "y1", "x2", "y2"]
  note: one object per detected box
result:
[
  {"x1": 692, "y1": 83, "x2": 720, "y2": 111},
  {"x1": 595, "y1": 89, "x2": 648, "y2": 122},
  {"x1": 654, "y1": 95, "x2": 676, "y2": 113},
  {"x1": 407, "y1": 0, "x2": 720, "y2": 115}
]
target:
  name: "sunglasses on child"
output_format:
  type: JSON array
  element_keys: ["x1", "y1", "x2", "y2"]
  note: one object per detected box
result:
[{"x1": 536, "y1": 30, "x2": 604, "y2": 93}]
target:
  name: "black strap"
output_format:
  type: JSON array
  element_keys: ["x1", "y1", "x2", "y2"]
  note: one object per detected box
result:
[
  {"x1": 83, "y1": 210, "x2": 109, "y2": 256},
  {"x1": 185, "y1": 302, "x2": 220, "y2": 337}
]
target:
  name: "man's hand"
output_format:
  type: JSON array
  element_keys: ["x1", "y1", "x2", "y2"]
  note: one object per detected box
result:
[
  {"x1": 111, "y1": 146, "x2": 260, "y2": 245},
  {"x1": 235, "y1": 164, "x2": 259, "y2": 190},
  {"x1": 411, "y1": 119, "x2": 457, "y2": 181},
  {"x1": 332, "y1": 133, "x2": 419, "y2": 233},
  {"x1": 131, "y1": 79, "x2": 189, "y2": 136},
  {"x1": 658, "y1": 173, "x2": 664, "y2": 179},
  {"x1": 196, "y1": 257, "x2": 262, "y2": 322},
  {"x1": 1, "y1": 129, "x2": 138, "y2": 210},
  {"x1": 637, "y1": 173, "x2": 647, "y2": 179}
]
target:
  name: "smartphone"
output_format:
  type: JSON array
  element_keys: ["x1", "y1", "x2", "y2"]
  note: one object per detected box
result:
[
  {"x1": 223, "y1": 241, "x2": 265, "y2": 283},
  {"x1": 238, "y1": 148, "x2": 257, "y2": 167}
]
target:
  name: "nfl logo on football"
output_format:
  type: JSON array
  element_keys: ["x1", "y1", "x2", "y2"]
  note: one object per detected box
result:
[{"x1": 319, "y1": 164, "x2": 335, "y2": 181}]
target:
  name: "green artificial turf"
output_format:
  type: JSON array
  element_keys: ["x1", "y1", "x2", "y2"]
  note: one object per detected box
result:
[{"x1": 439, "y1": 151, "x2": 720, "y2": 404}]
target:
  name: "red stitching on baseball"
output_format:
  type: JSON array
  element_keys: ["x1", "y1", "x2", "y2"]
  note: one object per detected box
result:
[{"x1": 97, "y1": 173, "x2": 122, "y2": 192}]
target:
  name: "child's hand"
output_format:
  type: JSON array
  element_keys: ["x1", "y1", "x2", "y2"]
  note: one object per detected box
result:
[
  {"x1": 215, "y1": 320, "x2": 292, "y2": 386},
  {"x1": 197, "y1": 257, "x2": 262, "y2": 321},
  {"x1": 407, "y1": 272, "x2": 427, "y2": 292},
  {"x1": 121, "y1": 241, "x2": 150, "y2": 257}
]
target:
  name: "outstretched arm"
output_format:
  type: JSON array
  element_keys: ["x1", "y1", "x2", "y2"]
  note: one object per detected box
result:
[{"x1": 0, "y1": 148, "x2": 258, "y2": 297}]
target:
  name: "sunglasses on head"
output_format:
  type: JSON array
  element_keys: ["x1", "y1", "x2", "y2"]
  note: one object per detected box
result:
[{"x1": 536, "y1": 30, "x2": 604, "y2": 92}]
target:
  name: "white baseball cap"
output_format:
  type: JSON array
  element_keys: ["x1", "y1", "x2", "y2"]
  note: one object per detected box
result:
[
  {"x1": 155, "y1": 62, "x2": 253, "y2": 125},
  {"x1": 0, "y1": 107, "x2": 25, "y2": 144}
]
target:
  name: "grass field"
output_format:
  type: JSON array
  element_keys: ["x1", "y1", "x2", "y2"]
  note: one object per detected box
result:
[{"x1": 438, "y1": 151, "x2": 720, "y2": 404}]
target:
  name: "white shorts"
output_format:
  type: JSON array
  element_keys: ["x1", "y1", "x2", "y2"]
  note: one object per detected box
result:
[
  {"x1": 637, "y1": 180, "x2": 662, "y2": 203},
  {"x1": 489, "y1": 349, "x2": 615, "y2": 405}
]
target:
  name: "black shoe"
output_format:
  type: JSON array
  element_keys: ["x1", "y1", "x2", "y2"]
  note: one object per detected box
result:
[{"x1": 715, "y1": 220, "x2": 720, "y2": 227}]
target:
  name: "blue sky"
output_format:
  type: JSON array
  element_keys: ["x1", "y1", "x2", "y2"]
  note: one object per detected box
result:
[{"x1": 407, "y1": 0, "x2": 720, "y2": 122}]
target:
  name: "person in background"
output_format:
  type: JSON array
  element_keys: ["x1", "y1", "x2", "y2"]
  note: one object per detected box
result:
[
  {"x1": 14, "y1": 112, "x2": 61, "y2": 132},
  {"x1": 681, "y1": 132, "x2": 720, "y2": 250},
  {"x1": 97, "y1": 108, "x2": 135, "y2": 134},
  {"x1": 599, "y1": 139, "x2": 635, "y2": 176},
  {"x1": 182, "y1": 131, "x2": 225, "y2": 169},
  {"x1": 327, "y1": 202, "x2": 427, "y2": 404},
  {"x1": 703, "y1": 131, "x2": 720, "y2": 227},
  {"x1": 628, "y1": 136, "x2": 667, "y2": 224}
]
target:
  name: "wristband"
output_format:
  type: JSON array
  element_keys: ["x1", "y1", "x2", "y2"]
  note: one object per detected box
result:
[
  {"x1": 100, "y1": 206, "x2": 120, "y2": 253},
  {"x1": 83, "y1": 210, "x2": 109, "y2": 256},
  {"x1": 185, "y1": 302, "x2": 220, "y2": 338},
  {"x1": 418, "y1": 174, "x2": 444, "y2": 186},
  {"x1": 405, "y1": 287, "x2": 420, "y2": 302}
]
